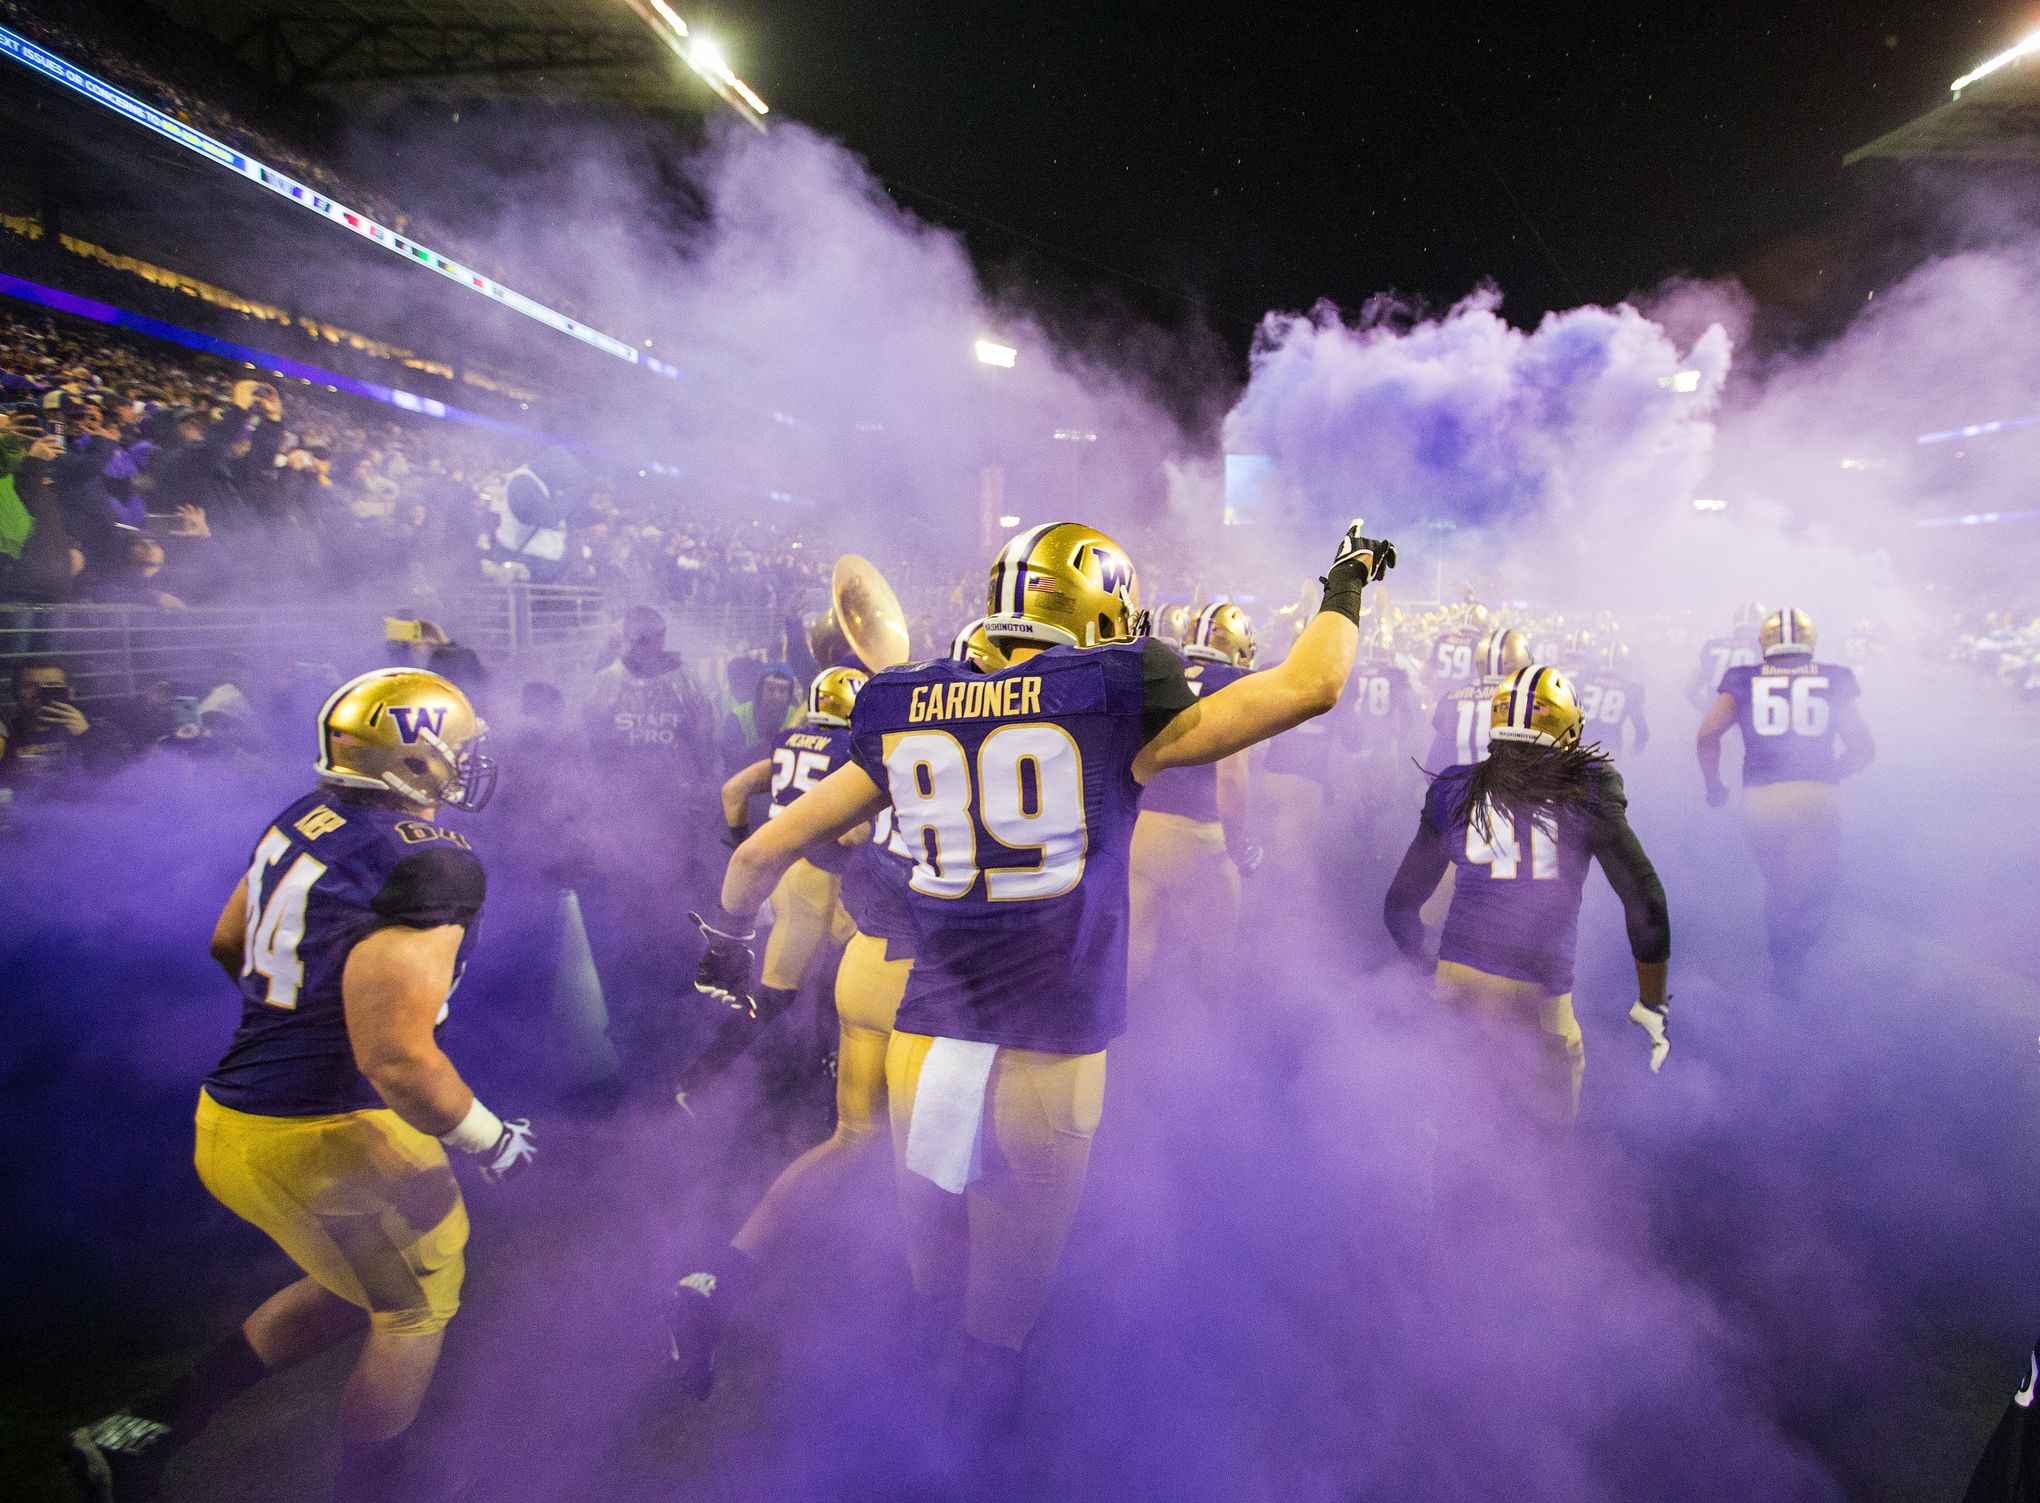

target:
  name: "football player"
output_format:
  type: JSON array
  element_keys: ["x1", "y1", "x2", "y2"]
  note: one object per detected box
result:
[
  {"x1": 1345, "y1": 624, "x2": 1422, "y2": 761},
  {"x1": 1429, "y1": 601, "x2": 1490, "y2": 691},
  {"x1": 678, "y1": 666, "x2": 868, "y2": 1101},
  {"x1": 70, "y1": 669, "x2": 531, "y2": 1503},
  {"x1": 1128, "y1": 603, "x2": 1258, "y2": 995},
  {"x1": 1567, "y1": 638, "x2": 1650, "y2": 757},
  {"x1": 687, "y1": 519, "x2": 1394, "y2": 1432},
  {"x1": 1425, "y1": 628, "x2": 1532, "y2": 770},
  {"x1": 1685, "y1": 601, "x2": 1766, "y2": 709},
  {"x1": 1695, "y1": 607, "x2": 1873, "y2": 986},
  {"x1": 1383, "y1": 665, "x2": 1672, "y2": 1117}
]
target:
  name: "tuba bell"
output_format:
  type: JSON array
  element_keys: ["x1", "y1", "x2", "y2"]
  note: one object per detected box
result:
[{"x1": 807, "y1": 554, "x2": 911, "y2": 672}]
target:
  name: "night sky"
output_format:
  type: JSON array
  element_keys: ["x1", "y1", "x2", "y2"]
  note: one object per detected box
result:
[{"x1": 691, "y1": 4, "x2": 2019, "y2": 335}]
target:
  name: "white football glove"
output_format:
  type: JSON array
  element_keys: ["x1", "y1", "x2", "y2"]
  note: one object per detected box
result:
[
  {"x1": 1627, "y1": 1000, "x2": 1670, "y2": 1074},
  {"x1": 477, "y1": 1117, "x2": 537, "y2": 1183}
]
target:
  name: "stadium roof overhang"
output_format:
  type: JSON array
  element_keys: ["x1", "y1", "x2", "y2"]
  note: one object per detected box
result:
[
  {"x1": 137, "y1": 0, "x2": 713, "y2": 107},
  {"x1": 1847, "y1": 40, "x2": 2040, "y2": 164}
]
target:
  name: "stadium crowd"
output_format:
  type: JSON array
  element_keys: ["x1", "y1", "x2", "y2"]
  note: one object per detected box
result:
[{"x1": 0, "y1": 315, "x2": 832, "y2": 612}]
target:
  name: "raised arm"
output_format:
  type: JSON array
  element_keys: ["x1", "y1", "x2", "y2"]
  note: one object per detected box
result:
[{"x1": 1133, "y1": 521, "x2": 1393, "y2": 782}]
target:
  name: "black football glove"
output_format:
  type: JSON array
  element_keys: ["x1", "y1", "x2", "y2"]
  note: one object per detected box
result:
[
  {"x1": 1319, "y1": 518, "x2": 1397, "y2": 622},
  {"x1": 1230, "y1": 840, "x2": 1264, "y2": 877},
  {"x1": 721, "y1": 820, "x2": 750, "y2": 851},
  {"x1": 690, "y1": 911, "x2": 757, "y2": 1014}
]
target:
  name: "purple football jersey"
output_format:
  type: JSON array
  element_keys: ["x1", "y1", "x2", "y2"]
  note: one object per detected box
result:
[
  {"x1": 1142, "y1": 657, "x2": 1248, "y2": 822},
  {"x1": 848, "y1": 640, "x2": 1184, "y2": 1053},
  {"x1": 767, "y1": 722, "x2": 853, "y2": 815}
]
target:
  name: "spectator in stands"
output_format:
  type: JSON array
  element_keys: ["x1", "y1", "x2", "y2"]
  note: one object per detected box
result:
[
  {"x1": 720, "y1": 658, "x2": 799, "y2": 772},
  {"x1": 0, "y1": 659, "x2": 101, "y2": 790},
  {"x1": 88, "y1": 508, "x2": 222, "y2": 608}
]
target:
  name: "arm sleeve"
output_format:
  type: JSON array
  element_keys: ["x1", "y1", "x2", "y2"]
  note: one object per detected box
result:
[
  {"x1": 1586, "y1": 771, "x2": 1670, "y2": 965},
  {"x1": 1383, "y1": 815, "x2": 1451, "y2": 966},
  {"x1": 1140, "y1": 636, "x2": 1198, "y2": 744},
  {"x1": 371, "y1": 847, "x2": 487, "y2": 930}
]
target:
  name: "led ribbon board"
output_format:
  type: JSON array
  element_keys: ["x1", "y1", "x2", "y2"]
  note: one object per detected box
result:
[
  {"x1": 0, "y1": 25, "x2": 678, "y2": 381},
  {"x1": 0, "y1": 271, "x2": 594, "y2": 452}
]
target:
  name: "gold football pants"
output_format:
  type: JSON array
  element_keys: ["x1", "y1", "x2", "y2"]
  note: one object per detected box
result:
[
  {"x1": 885, "y1": 1032, "x2": 1107, "y2": 1351},
  {"x1": 735, "y1": 934, "x2": 912, "y2": 1255},
  {"x1": 1433, "y1": 960, "x2": 1584, "y2": 1121},
  {"x1": 760, "y1": 856, "x2": 851, "y2": 991},
  {"x1": 1128, "y1": 810, "x2": 1239, "y2": 995},
  {"x1": 194, "y1": 1089, "x2": 468, "y2": 1333},
  {"x1": 1740, "y1": 780, "x2": 1841, "y2": 971}
]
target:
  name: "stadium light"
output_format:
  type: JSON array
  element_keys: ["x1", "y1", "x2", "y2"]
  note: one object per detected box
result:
[
  {"x1": 975, "y1": 339, "x2": 1018, "y2": 368},
  {"x1": 1691, "y1": 497, "x2": 1728, "y2": 512},
  {"x1": 1658, "y1": 370, "x2": 1702, "y2": 393},
  {"x1": 998, "y1": 514, "x2": 1022, "y2": 528},
  {"x1": 629, "y1": 2, "x2": 770, "y2": 125},
  {"x1": 1952, "y1": 30, "x2": 2040, "y2": 95}
]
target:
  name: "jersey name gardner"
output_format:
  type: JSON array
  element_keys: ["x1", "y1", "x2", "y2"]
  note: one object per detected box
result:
[{"x1": 849, "y1": 639, "x2": 1190, "y2": 1054}]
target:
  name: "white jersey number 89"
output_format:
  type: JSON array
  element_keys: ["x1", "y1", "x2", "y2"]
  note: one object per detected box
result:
[{"x1": 883, "y1": 725, "x2": 1089, "y2": 902}]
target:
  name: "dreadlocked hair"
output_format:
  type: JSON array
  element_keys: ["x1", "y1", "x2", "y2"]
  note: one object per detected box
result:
[{"x1": 1430, "y1": 739, "x2": 1612, "y2": 842}]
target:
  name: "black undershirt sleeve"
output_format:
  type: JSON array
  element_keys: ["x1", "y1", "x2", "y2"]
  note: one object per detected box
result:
[
  {"x1": 372, "y1": 847, "x2": 487, "y2": 930},
  {"x1": 1585, "y1": 770, "x2": 1670, "y2": 965},
  {"x1": 1139, "y1": 636, "x2": 1198, "y2": 745},
  {"x1": 1383, "y1": 817, "x2": 1451, "y2": 966}
]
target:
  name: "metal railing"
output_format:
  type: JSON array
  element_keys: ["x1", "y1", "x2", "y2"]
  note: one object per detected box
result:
[{"x1": 0, "y1": 584, "x2": 691, "y2": 706}]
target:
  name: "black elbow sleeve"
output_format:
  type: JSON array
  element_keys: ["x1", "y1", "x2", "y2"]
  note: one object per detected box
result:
[{"x1": 1626, "y1": 871, "x2": 1672, "y2": 964}]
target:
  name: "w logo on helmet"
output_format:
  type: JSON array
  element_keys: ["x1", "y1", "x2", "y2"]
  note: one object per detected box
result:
[
  {"x1": 1083, "y1": 543, "x2": 1135, "y2": 597},
  {"x1": 387, "y1": 705, "x2": 448, "y2": 743}
]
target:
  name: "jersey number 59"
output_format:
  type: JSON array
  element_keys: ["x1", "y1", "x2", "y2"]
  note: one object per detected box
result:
[{"x1": 882, "y1": 726, "x2": 1087, "y2": 902}]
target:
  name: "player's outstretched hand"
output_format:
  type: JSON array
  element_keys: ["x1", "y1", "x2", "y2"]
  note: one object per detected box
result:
[
  {"x1": 478, "y1": 1118, "x2": 537, "y2": 1183},
  {"x1": 1628, "y1": 1000, "x2": 1671, "y2": 1073},
  {"x1": 1704, "y1": 781, "x2": 1729, "y2": 809},
  {"x1": 1231, "y1": 841, "x2": 1264, "y2": 877},
  {"x1": 690, "y1": 911, "x2": 757, "y2": 1016},
  {"x1": 1324, "y1": 519, "x2": 1397, "y2": 589}
]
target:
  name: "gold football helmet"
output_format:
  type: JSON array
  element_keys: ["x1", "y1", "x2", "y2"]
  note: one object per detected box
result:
[
  {"x1": 1185, "y1": 602, "x2": 1256, "y2": 669},
  {"x1": 949, "y1": 616, "x2": 1010, "y2": 672},
  {"x1": 1489, "y1": 665, "x2": 1583, "y2": 750},
  {"x1": 984, "y1": 521, "x2": 1148, "y2": 649},
  {"x1": 1477, "y1": 627, "x2": 1531, "y2": 681},
  {"x1": 1761, "y1": 606, "x2": 1816, "y2": 659},
  {"x1": 805, "y1": 665, "x2": 867, "y2": 728},
  {"x1": 315, "y1": 668, "x2": 495, "y2": 810}
]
